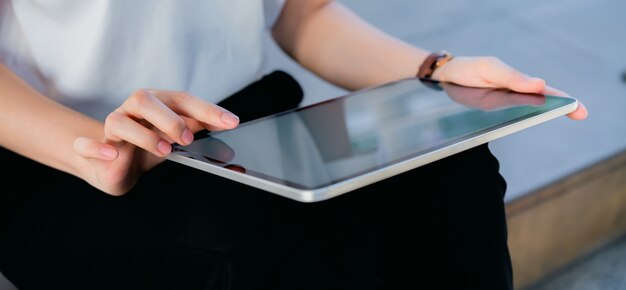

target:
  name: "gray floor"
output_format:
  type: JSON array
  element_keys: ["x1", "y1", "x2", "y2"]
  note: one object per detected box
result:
[
  {"x1": 524, "y1": 234, "x2": 626, "y2": 290},
  {"x1": 0, "y1": 272, "x2": 15, "y2": 290}
]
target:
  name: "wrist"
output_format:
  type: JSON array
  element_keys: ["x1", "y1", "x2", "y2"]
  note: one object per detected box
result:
[{"x1": 417, "y1": 50, "x2": 454, "y2": 81}]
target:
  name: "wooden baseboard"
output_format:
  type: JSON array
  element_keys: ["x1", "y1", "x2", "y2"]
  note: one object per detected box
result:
[{"x1": 505, "y1": 148, "x2": 626, "y2": 290}]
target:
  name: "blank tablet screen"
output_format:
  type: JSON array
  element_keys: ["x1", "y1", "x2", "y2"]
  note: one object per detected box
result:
[{"x1": 174, "y1": 78, "x2": 576, "y2": 190}]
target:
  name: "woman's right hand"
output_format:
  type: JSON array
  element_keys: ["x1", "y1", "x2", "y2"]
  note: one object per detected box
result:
[{"x1": 72, "y1": 89, "x2": 240, "y2": 196}]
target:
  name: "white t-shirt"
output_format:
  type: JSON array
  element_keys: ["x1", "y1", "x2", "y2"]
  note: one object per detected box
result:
[{"x1": 0, "y1": 0, "x2": 285, "y2": 120}]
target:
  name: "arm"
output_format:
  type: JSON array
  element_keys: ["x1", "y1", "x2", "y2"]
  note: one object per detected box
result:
[
  {"x1": 0, "y1": 62, "x2": 238, "y2": 196},
  {"x1": 0, "y1": 63, "x2": 102, "y2": 179},
  {"x1": 272, "y1": 0, "x2": 427, "y2": 91},
  {"x1": 271, "y1": 0, "x2": 588, "y2": 120}
]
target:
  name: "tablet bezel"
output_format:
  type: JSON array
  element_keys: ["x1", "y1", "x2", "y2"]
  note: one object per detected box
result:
[{"x1": 167, "y1": 79, "x2": 578, "y2": 203}]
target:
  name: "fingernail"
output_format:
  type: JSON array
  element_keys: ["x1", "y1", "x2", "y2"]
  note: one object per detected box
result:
[
  {"x1": 100, "y1": 147, "x2": 118, "y2": 160},
  {"x1": 221, "y1": 111, "x2": 240, "y2": 126},
  {"x1": 181, "y1": 128, "x2": 194, "y2": 145},
  {"x1": 157, "y1": 140, "x2": 171, "y2": 155}
]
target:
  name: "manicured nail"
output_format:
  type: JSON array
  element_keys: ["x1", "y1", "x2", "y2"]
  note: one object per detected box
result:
[
  {"x1": 181, "y1": 128, "x2": 194, "y2": 145},
  {"x1": 100, "y1": 147, "x2": 118, "y2": 160},
  {"x1": 221, "y1": 111, "x2": 240, "y2": 126},
  {"x1": 157, "y1": 140, "x2": 171, "y2": 155}
]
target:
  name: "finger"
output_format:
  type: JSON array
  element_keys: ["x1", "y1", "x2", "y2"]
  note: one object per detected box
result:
[
  {"x1": 224, "y1": 164, "x2": 246, "y2": 173},
  {"x1": 119, "y1": 90, "x2": 193, "y2": 145},
  {"x1": 152, "y1": 116, "x2": 226, "y2": 144},
  {"x1": 182, "y1": 116, "x2": 206, "y2": 133},
  {"x1": 509, "y1": 76, "x2": 545, "y2": 94},
  {"x1": 541, "y1": 85, "x2": 569, "y2": 97},
  {"x1": 152, "y1": 116, "x2": 211, "y2": 144},
  {"x1": 149, "y1": 90, "x2": 240, "y2": 131},
  {"x1": 540, "y1": 86, "x2": 588, "y2": 120},
  {"x1": 567, "y1": 101, "x2": 589, "y2": 120},
  {"x1": 181, "y1": 116, "x2": 228, "y2": 133},
  {"x1": 73, "y1": 136, "x2": 119, "y2": 160},
  {"x1": 104, "y1": 111, "x2": 172, "y2": 157},
  {"x1": 478, "y1": 57, "x2": 546, "y2": 93}
]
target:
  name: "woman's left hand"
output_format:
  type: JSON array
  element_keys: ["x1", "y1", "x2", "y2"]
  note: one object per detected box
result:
[{"x1": 431, "y1": 56, "x2": 588, "y2": 120}]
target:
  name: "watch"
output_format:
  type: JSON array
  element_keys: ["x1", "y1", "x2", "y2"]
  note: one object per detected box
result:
[{"x1": 417, "y1": 50, "x2": 454, "y2": 80}]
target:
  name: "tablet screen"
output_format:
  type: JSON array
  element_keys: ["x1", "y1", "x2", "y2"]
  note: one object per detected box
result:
[{"x1": 174, "y1": 78, "x2": 576, "y2": 190}]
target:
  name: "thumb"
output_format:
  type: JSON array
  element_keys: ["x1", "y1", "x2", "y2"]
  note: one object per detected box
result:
[{"x1": 74, "y1": 136, "x2": 119, "y2": 160}]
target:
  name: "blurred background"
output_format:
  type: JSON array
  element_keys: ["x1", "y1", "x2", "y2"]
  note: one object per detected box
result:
[
  {"x1": 263, "y1": 0, "x2": 626, "y2": 289},
  {"x1": 0, "y1": 1, "x2": 623, "y2": 290}
]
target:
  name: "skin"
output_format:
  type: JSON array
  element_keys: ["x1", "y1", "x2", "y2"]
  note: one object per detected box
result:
[
  {"x1": 440, "y1": 82, "x2": 548, "y2": 110},
  {"x1": 0, "y1": 0, "x2": 588, "y2": 196}
]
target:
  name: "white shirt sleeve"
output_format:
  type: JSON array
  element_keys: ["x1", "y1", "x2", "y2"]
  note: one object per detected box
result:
[{"x1": 263, "y1": 0, "x2": 286, "y2": 29}]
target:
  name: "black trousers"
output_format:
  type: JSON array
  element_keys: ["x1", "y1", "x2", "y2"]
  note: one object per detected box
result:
[{"x1": 0, "y1": 72, "x2": 513, "y2": 290}]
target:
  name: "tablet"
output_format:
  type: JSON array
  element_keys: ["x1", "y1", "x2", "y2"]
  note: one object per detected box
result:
[{"x1": 167, "y1": 78, "x2": 578, "y2": 203}]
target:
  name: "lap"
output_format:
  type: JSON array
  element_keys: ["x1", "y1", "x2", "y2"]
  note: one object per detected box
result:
[
  {"x1": 0, "y1": 71, "x2": 511, "y2": 289},
  {"x1": 0, "y1": 143, "x2": 510, "y2": 290}
]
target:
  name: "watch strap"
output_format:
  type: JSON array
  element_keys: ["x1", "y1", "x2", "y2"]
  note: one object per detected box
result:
[{"x1": 417, "y1": 51, "x2": 453, "y2": 80}]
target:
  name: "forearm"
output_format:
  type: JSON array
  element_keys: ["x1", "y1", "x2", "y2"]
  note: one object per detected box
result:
[
  {"x1": 273, "y1": 1, "x2": 430, "y2": 91},
  {"x1": 0, "y1": 63, "x2": 103, "y2": 179}
]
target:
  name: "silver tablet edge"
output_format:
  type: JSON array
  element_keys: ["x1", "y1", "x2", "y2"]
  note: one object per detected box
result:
[{"x1": 167, "y1": 99, "x2": 578, "y2": 203}]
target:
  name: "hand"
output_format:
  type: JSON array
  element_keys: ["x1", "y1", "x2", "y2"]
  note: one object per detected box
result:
[
  {"x1": 431, "y1": 56, "x2": 588, "y2": 120},
  {"x1": 440, "y1": 82, "x2": 546, "y2": 111},
  {"x1": 72, "y1": 89, "x2": 240, "y2": 196}
]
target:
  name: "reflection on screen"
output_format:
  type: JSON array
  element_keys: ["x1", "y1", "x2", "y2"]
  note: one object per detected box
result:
[{"x1": 179, "y1": 79, "x2": 574, "y2": 189}]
